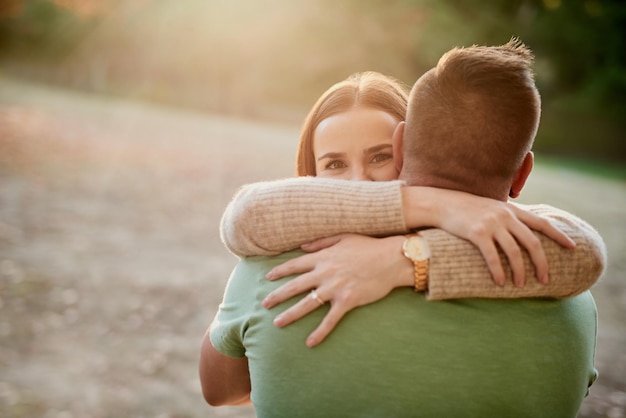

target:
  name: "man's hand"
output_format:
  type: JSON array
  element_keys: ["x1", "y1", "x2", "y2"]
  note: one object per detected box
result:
[{"x1": 263, "y1": 234, "x2": 413, "y2": 348}]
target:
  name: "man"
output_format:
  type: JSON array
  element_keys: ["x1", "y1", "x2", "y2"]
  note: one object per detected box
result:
[{"x1": 201, "y1": 40, "x2": 602, "y2": 417}]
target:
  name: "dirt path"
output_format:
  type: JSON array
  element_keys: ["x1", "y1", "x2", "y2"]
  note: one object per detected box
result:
[{"x1": 0, "y1": 78, "x2": 624, "y2": 418}]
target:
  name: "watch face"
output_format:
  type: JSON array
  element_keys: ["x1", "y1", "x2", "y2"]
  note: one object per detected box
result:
[{"x1": 404, "y1": 236, "x2": 430, "y2": 261}]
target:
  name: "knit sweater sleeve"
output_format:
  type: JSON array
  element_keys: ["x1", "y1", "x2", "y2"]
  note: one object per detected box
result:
[
  {"x1": 220, "y1": 180, "x2": 606, "y2": 300},
  {"x1": 220, "y1": 177, "x2": 408, "y2": 256},
  {"x1": 422, "y1": 203, "x2": 607, "y2": 300}
]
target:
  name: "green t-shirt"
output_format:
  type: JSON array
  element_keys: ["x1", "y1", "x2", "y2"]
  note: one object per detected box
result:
[{"x1": 211, "y1": 251, "x2": 598, "y2": 418}]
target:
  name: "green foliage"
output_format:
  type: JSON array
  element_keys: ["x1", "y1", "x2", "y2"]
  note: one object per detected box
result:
[
  {"x1": 538, "y1": 153, "x2": 626, "y2": 181},
  {"x1": 527, "y1": 0, "x2": 626, "y2": 93},
  {"x1": 0, "y1": 0, "x2": 624, "y2": 161},
  {"x1": 520, "y1": 0, "x2": 626, "y2": 160},
  {"x1": 0, "y1": 0, "x2": 93, "y2": 59}
]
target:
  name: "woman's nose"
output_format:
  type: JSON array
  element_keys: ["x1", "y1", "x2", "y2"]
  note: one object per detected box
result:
[{"x1": 349, "y1": 166, "x2": 373, "y2": 181}]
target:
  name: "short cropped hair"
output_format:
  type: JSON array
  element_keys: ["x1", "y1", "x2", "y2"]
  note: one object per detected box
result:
[
  {"x1": 296, "y1": 71, "x2": 408, "y2": 176},
  {"x1": 403, "y1": 38, "x2": 541, "y2": 199}
]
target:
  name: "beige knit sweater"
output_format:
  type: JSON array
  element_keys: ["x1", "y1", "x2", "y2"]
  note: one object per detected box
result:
[{"x1": 220, "y1": 177, "x2": 606, "y2": 300}]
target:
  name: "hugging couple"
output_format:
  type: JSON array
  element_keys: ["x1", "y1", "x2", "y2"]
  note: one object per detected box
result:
[{"x1": 200, "y1": 39, "x2": 606, "y2": 418}]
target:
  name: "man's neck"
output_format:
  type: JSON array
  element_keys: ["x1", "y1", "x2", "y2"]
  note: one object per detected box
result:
[{"x1": 400, "y1": 173, "x2": 509, "y2": 202}]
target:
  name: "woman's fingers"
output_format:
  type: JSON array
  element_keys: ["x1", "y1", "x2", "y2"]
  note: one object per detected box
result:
[
  {"x1": 509, "y1": 222, "x2": 549, "y2": 284},
  {"x1": 508, "y1": 206, "x2": 569, "y2": 284},
  {"x1": 510, "y1": 204, "x2": 576, "y2": 249},
  {"x1": 495, "y1": 231, "x2": 527, "y2": 287},
  {"x1": 262, "y1": 272, "x2": 315, "y2": 309},
  {"x1": 535, "y1": 219, "x2": 575, "y2": 248},
  {"x1": 272, "y1": 289, "x2": 327, "y2": 328},
  {"x1": 266, "y1": 253, "x2": 315, "y2": 281},
  {"x1": 474, "y1": 205, "x2": 556, "y2": 287},
  {"x1": 271, "y1": 291, "x2": 349, "y2": 349},
  {"x1": 305, "y1": 306, "x2": 347, "y2": 348},
  {"x1": 476, "y1": 240, "x2": 506, "y2": 286}
]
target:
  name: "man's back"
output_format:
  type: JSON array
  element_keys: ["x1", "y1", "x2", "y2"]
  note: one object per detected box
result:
[{"x1": 211, "y1": 251, "x2": 598, "y2": 418}]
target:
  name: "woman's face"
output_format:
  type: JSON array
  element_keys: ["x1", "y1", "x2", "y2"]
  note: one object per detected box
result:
[{"x1": 313, "y1": 106, "x2": 400, "y2": 181}]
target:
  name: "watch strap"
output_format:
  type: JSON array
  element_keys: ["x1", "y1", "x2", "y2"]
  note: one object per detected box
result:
[{"x1": 413, "y1": 258, "x2": 429, "y2": 292}]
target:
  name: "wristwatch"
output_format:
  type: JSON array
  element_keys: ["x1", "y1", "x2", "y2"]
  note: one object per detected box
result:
[{"x1": 402, "y1": 233, "x2": 430, "y2": 292}]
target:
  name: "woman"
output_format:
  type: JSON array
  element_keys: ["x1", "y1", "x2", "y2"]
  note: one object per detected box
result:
[{"x1": 216, "y1": 71, "x2": 604, "y2": 347}]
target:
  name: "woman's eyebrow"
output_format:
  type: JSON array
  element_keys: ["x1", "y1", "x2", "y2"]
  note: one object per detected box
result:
[
  {"x1": 364, "y1": 144, "x2": 393, "y2": 154},
  {"x1": 317, "y1": 152, "x2": 347, "y2": 161}
]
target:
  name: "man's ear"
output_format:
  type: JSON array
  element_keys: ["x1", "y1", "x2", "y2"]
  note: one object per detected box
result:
[
  {"x1": 392, "y1": 121, "x2": 405, "y2": 172},
  {"x1": 509, "y1": 151, "x2": 534, "y2": 199}
]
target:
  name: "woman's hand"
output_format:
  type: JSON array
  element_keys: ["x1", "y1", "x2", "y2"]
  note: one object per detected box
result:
[
  {"x1": 261, "y1": 189, "x2": 577, "y2": 348},
  {"x1": 403, "y1": 187, "x2": 576, "y2": 287},
  {"x1": 262, "y1": 234, "x2": 412, "y2": 348}
]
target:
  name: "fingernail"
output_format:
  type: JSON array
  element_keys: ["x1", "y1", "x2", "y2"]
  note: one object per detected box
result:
[
  {"x1": 274, "y1": 316, "x2": 284, "y2": 327},
  {"x1": 306, "y1": 336, "x2": 317, "y2": 347},
  {"x1": 542, "y1": 274, "x2": 549, "y2": 284},
  {"x1": 266, "y1": 270, "x2": 274, "y2": 279},
  {"x1": 262, "y1": 298, "x2": 270, "y2": 308}
]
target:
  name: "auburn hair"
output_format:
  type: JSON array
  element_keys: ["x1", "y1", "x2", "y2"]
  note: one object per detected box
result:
[{"x1": 296, "y1": 72, "x2": 408, "y2": 176}]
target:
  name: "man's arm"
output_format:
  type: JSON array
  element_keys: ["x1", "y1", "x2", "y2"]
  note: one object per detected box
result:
[{"x1": 199, "y1": 326, "x2": 251, "y2": 406}]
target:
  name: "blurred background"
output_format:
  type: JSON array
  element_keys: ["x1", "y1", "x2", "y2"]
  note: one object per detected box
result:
[
  {"x1": 0, "y1": 0, "x2": 625, "y2": 164},
  {"x1": 0, "y1": 1, "x2": 624, "y2": 417}
]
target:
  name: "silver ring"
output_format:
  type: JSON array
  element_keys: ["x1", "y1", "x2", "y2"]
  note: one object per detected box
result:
[{"x1": 310, "y1": 289, "x2": 325, "y2": 306}]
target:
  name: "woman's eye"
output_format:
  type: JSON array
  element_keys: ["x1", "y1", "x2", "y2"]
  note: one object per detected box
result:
[
  {"x1": 325, "y1": 160, "x2": 347, "y2": 170},
  {"x1": 370, "y1": 153, "x2": 393, "y2": 164}
]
